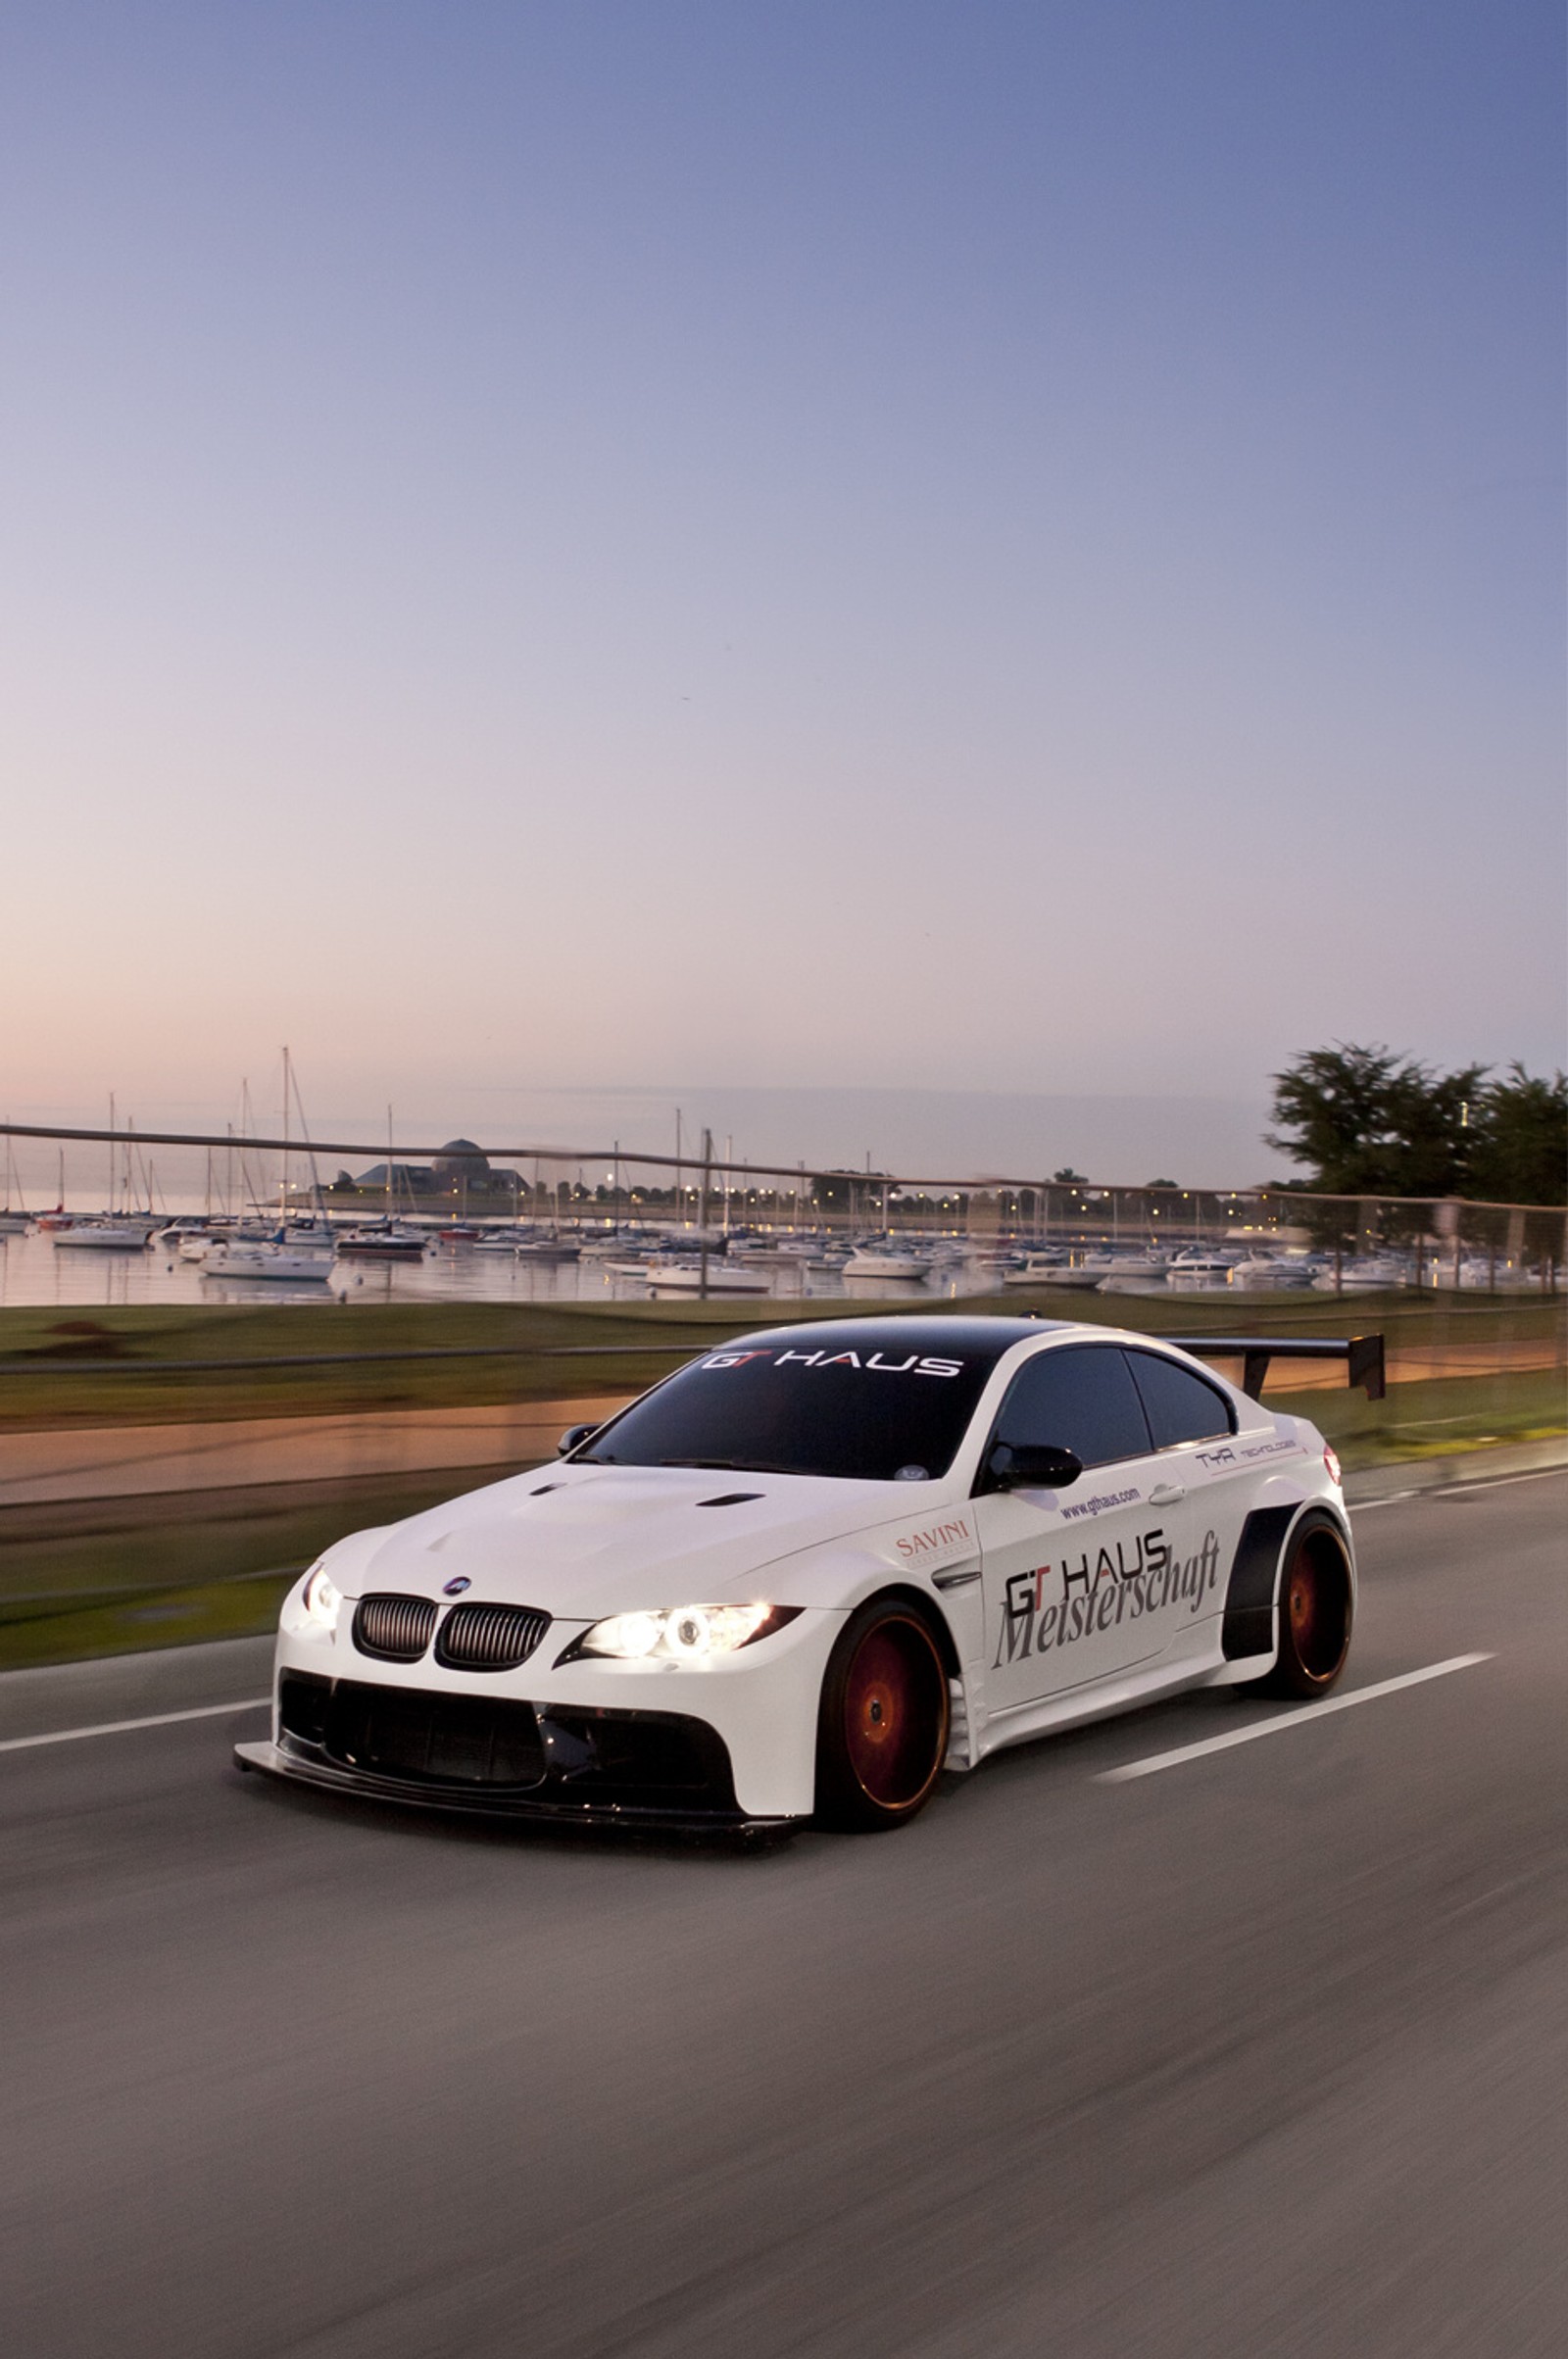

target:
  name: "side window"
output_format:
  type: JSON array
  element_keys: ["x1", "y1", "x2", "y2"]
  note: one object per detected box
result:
[
  {"x1": 993, "y1": 1346, "x2": 1152, "y2": 1469},
  {"x1": 1126, "y1": 1352, "x2": 1236, "y2": 1448}
]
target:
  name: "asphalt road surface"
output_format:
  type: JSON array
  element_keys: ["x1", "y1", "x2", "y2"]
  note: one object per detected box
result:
[{"x1": 3, "y1": 1471, "x2": 1564, "y2": 2359}]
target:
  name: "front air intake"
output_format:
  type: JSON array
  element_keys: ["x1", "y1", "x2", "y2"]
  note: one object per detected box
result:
[
  {"x1": 353, "y1": 1594, "x2": 438, "y2": 1662},
  {"x1": 435, "y1": 1600, "x2": 552, "y2": 1672}
]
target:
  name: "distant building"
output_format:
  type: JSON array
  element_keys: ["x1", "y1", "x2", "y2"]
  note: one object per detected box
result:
[
  {"x1": 324, "y1": 1138, "x2": 520, "y2": 1203},
  {"x1": 432, "y1": 1139, "x2": 491, "y2": 1192}
]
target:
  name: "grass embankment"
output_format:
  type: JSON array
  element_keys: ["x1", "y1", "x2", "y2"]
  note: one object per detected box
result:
[
  {"x1": 0, "y1": 1291, "x2": 1559, "y2": 1671},
  {"x1": 0, "y1": 1288, "x2": 1561, "y2": 1429},
  {"x1": 0, "y1": 1468, "x2": 482, "y2": 1675}
]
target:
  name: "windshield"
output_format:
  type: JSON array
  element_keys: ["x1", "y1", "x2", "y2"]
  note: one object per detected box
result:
[{"x1": 577, "y1": 1331, "x2": 1000, "y2": 1481}]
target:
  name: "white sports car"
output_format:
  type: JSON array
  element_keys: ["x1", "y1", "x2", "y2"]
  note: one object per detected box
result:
[{"x1": 236, "y1": 1315, "x2": 1381, "y2": 1837}]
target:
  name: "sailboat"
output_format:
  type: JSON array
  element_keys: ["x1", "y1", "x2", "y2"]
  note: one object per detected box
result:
[
  {"x1": 0, "y1": 1134, "x2": 28, "y2": 1234},
  {"x1": 204, "y1": 1228, "x2": 336, "y2": 1282},
  {"x1": 202, "y1": 1052, "x2": 337, "y2": 1281},
  {"x1": 335, "y1": 1106, "x2": 427, "y2": 1258},
  {"x1": 52, "y1": 1098, "x2": 160, "y2": 1247}
]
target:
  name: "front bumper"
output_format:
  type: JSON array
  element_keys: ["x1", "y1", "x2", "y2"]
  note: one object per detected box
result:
[
  {"x1": 237, "y1": 1668, "x2": 798, "y2": 1837},
  {"x1": 270, "y1": 1601, "x2": 839, "y2": 1821}
]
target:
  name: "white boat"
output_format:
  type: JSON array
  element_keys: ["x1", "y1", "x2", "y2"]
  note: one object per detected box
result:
[
  {"x1": 1229, "y1": 1254, "x2": 1318, "y2": 1291},
  {"x1": 1164, "y1": 1248, "x2": 1245, "y2": 1287},
  {"x1": 50, "y1": 1216, "x2": 159, "y2": 1251},
  {"x1": 1311, "y1": 1253, "x2": 1412, "y2": 1293},
  {"x1": 644, "y1": 1259, "x2": 773, "y2": 1295},
  {"x1": 842, "y1": 1240, "x2": 933, "y2": 1281},
  {"x1": 157, "y1": 1215, "x2": 215, "y2": 1247},
  {"x1": 1002, "y1": 1252, "x2": 1103, "y2": 1289},
  {"x1": 203, "y1": 1233, "x2": 336, "y2": 1282},
  {"x1": 0, "y1": 1211, "x2": 28, "y2": 1237}
]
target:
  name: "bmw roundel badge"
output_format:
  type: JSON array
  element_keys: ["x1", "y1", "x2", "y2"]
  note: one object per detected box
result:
[{"x1": 442, "y1": 1576, "x2": 472, "y2": 1597}]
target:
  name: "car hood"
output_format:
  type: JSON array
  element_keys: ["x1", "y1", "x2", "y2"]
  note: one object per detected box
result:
[{"x1": 329, "y1": 1462, "x2": 949, "y2": 1617}]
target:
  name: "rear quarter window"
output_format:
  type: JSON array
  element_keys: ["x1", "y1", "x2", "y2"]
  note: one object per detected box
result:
[{"x1": 1126, "y1": 1351, "x2": 1236, "y2": 1448}]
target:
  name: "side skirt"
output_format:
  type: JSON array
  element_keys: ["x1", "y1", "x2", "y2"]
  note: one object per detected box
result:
[{"x1": 973, "y1": 1646, "x2": 1247, "y2": 1758}]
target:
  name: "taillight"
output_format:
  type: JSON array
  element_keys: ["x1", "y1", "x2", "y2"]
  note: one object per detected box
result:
[{"x1": 1323, "y1": 1445, "x2": 1342, "y2": 1487}]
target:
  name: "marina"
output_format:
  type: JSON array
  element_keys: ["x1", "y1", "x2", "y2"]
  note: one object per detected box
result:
[{"x1": 0, "y1": 1214, "x2": 1548, "y2": 1313}]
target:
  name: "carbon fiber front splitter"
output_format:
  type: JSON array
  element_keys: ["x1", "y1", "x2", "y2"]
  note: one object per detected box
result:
[{"x1": 233, "y1": 1740, "x2": 800, "y2": 1845}]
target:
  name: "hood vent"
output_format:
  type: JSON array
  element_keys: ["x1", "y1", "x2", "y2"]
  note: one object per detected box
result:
[
  {"x1": 698, "y1": 1492, "x2": 764, "y2": 1507},
  {"x1": 353, "y1": 1594, "x2": 438, "y2": 1663},
  {"x1": 435, "y1": 1600, "x2": 552, "y2": 1673}
]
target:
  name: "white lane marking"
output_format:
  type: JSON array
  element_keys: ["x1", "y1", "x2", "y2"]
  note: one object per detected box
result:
[
  {"x1": 1098, "y1": 1654, "x2": 1494, "y2": 1784},
  {"x1": 0, "y1": 1696, "x2": 269, "y2": 1755},
  {"x1": 1352, "y1": 1464, "x2": 1568, "y2": 1513}
]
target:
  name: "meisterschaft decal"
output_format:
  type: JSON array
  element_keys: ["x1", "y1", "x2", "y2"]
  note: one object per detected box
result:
[
  {"x1": 893, "y1": 1513, "x2": 974, "y2": 1571},
  {"x1": 994, "y1": 1527, "x2": 1221, "y2": 1666},
  {"x1": 700, "y1": 1349, "x2": 965, "y2": 1378},
  {"x1": 1060, "y1": 1485, "x2": 1141, "y2": 1521}
]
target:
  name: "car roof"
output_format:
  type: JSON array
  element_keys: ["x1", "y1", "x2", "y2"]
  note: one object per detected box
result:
[{"x1": 722, "y1": 1314, "x2": 1075, "y2": 1370}]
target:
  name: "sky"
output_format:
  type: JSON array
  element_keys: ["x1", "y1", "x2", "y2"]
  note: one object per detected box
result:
[{"x1": 2, "y1": 1, "x2": 1562, "y2": 1183}]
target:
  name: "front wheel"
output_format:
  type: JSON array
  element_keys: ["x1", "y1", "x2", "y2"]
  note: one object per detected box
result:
[
  {"x1": 1255, "y1": 1518, "x2": 1353, "y2": 1698},
  {"x1": 814, "y1": 1601, "x2": 951, "y2": 1832}
]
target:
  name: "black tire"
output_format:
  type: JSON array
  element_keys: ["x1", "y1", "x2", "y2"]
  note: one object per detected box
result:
[
  {"x1": 1252, "y1": 1515, "x2": 1353, "y2": 1698},
  {"x1": 814, "y1": 1599, "x2": 951, "y2": 1832}
]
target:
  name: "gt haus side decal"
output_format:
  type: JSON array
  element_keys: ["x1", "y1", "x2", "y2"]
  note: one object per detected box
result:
[{"x1": 993, "y1": 1527, "x2": 1221, "y2": 1666}]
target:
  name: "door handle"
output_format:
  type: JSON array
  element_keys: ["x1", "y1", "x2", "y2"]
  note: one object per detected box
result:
[{"x1": 1148, "y1": 1483, "x2": 1186, "y2": 1506}]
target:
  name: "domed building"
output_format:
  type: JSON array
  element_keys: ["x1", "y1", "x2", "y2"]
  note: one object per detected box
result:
[
  {"x1": 431, "y1": 1139, "x2": 491, "y2": 1193},
  {"x1": 330, "y1": 1137, "x2": 520, "y2": 1204}
]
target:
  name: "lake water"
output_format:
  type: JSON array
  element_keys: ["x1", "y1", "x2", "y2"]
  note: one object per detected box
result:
[{"x1": 0, "y1": 1227, "x2": 1030, "y2": 1313}]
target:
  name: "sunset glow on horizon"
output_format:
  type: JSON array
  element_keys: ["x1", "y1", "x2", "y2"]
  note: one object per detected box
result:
[{"x1": 4, "y1": 3, "x2": 1562, "y2": 1155}]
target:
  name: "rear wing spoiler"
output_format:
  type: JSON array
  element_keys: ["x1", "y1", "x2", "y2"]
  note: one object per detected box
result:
[{"x1": 1168, "y1": 1334, "x2": 1386, "y2": 1401}]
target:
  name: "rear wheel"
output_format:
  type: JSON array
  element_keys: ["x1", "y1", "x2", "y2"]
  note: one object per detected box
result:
[
  {"x1": 1259, "y1": 1519, "x2": 1352, "y2": 1697},
  {"x1": 815, "y1": 1601, "x2": 951, "y2": 1831}
]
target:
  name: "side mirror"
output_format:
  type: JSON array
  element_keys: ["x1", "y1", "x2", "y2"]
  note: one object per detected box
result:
[
  {"x1": 987, "y1": 1442, "x2": 1084, "y2": 1491},
  {"x1": 558, "y1": 1422, "x2": 600, "y2": 1457}
]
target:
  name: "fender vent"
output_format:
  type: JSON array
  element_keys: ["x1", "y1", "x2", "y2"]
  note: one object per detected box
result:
[
  {"x1": 353, "y1": 1594, "x2": 438, "y2": 1662},
  {"x1": 435, "y1": 1601, "x2": 552, "y2": 1672}
]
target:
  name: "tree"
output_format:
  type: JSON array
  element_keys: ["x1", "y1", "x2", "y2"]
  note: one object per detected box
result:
[
  {"x1": 1268, "y1": 1043, "x2": 1563, "y2": 1203},
  {"x1": 1052, "y1": 1167, "x2": 1088, "y2": 1184},
  {"x1": 1469, "y1": 1065, "x2": 1567, "y2": 1205}
]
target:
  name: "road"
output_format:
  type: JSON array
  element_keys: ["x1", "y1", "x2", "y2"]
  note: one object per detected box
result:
[{"x1": 2, "y1": 1471, "x2": 1564, "y2": 2358}]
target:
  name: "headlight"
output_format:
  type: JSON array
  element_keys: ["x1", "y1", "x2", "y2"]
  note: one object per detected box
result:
[
  {"x1": 300, "y1": 1564, "x2": 343, "y2": 1628},
  {"x1": 558, "y1": 1602, "x2": 800, "y2": 1665}
]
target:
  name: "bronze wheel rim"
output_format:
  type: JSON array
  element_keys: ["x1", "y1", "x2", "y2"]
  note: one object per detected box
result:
[
  {"x1": 843, "y1": 1618, "x2": 948, "y2": 1811},
  {"x1": 1288, "y1": 1539, "x2": 1349, "y2": 1684}
]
